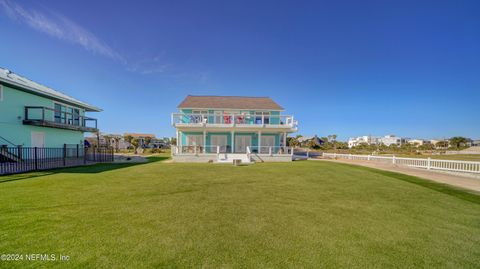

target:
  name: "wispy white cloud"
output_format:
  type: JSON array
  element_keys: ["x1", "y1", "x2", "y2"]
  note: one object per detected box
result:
[
  {"x1": 0, "y1": 0, "x2": 169, "y2": 74},
  {"x1": 127, "y1": 53, "x2": 171, "y2": 74},
  {"x1": 0, "y1": 0, "x2": 124, "y2": 62}
]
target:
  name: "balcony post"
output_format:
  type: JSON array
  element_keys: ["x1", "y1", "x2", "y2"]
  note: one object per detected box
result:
[
  {"x1": 258, "y1": 131, "x2": 262, "y2": 154},
  {"x1": 283, "y1": 132, "x2": 287, "y2": 148},
  {"x1": 203, "y1": 130, "x2": 207, "y2": 154},
  {"x1": 176, "y1": 130, "x2": 179, "y2": 148}
]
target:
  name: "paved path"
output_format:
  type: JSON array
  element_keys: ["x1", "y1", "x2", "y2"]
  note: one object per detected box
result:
[{"x1": 313, "y1": 158, "x2": 480, "y2": 193}]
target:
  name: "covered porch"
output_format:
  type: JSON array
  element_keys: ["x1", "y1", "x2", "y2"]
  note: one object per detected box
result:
[{"x1": 175, "y1": 130, "x2": 290, "y2": 154}]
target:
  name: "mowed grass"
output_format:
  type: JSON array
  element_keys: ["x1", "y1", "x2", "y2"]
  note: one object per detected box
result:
[{"x1": 0, "y1": 156, "x2": 479, "y2": 268}]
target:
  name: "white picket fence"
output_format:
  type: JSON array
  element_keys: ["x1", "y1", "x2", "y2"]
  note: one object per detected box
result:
[{"x1": 322, "y1": 153, "x2": 480, "y2": 174}]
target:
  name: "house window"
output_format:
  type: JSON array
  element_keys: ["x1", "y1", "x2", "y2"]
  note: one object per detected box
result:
[
  {"x1": 54, "y1": 103, "x2": 65, "y2": 123},
  {"x1": 73, "y1": 108, "x2": 80, "y2": 126},
  {"x1": 255, "y1": 112, "x2": 270, "y2": 124},
  {"x1": 54, "y1": 103, "x2": 81, "y2": 126},
  {"x1": 191, "y1": 110, "x2": 208, "y2": 123}
]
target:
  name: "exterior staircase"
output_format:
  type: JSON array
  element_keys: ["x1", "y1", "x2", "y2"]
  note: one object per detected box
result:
[
  {"x1": 217, "y1": 153, "x2": 251, "y2": 164},
  {"x1": 0, "y1": 148, "x2": 21, "y2": 162}
]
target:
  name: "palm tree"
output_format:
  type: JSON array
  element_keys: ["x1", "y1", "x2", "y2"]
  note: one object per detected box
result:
[{"x1": 124, "y1": 135, "x2": 134, "y2": 150}]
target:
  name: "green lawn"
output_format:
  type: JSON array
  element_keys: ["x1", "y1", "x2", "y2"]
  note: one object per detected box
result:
[{"x1": 1, "y1": 156, "x2": 479, "y2": 268}]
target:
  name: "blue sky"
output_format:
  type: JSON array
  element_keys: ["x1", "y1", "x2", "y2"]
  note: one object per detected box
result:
[{"x1": 1, "y1": 0, "x2": 479, "y2": 141}]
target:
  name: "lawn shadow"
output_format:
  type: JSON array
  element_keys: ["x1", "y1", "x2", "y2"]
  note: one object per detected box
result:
[
  {"x1": 0, "y1": 171, "x2": 56, "y2": 184},
  {"x1": 0, "y1": 156, "x2": 169, "y2": 183},
  {"x1": 55, "y1": 156, "x2": 169, "y2": 174}
]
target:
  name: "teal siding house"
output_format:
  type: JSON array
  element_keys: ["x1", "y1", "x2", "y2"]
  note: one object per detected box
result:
[
  {"x1": 171, "y1": 95, "x2": 298, "y2": 163},
  {"x1": 0, "y1": 68, "x2": 101, "y2": 148}
]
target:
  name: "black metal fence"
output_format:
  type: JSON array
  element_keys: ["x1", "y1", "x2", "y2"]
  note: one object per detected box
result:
[{"x1": 0, "y1": 145, "x2": 114, "y2": 175}]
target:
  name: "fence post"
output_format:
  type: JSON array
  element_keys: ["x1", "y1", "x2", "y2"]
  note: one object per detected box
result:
[
  {"x1": 269, "y1": 147, "x2": 272, "y2": 156},
  {"x1": 194, "y1": 145, "x2": 197, "y2": 155},
  {"x1": 63, "y1": 144, "x2": 67, "y2": 166},
  {"x1": 17, "y1": 145, "x2": 23, "y2": 160},
  {"x1": 427, "y1": 157, "x2": 431, "y2": 170},
  {"x1": 367, "y1": 155, "x2": 370, "y2": 161},
  {"x1": 349, "y1": 154, "x2": 352, "y2": 160},
  {"x1": 76, "y1": 144, "x2": 79, "y2": 158},
  {"x1": 334, "y1": 152, "x2": 337, "y2": 159},
  {"x1": 306, "y1": 149, "x2": 309, "y2": 158},
  {"x1": 34, "y1": 147, "x2": 38, "y2": 170},
  {"x1": 392, "y1": 155, "x2": 396, "y2": 165},
  {"x1": 84, "y1": 147, "x2": 87, "y2": 164}
]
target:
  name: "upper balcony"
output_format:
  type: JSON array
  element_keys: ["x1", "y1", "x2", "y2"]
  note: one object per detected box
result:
[
  {"x1": 171, "y1": 112, "x2": 298, "y2": 131},
  {"x1": 23, "y1": 106, "x2": 98, "y2": 132}
]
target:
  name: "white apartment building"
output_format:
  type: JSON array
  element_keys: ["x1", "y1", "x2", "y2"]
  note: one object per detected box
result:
[
  {"x1": 348, "y1": 134, "x2": 408, "y2": 148},
  {"x1": 407, "y1": 139, "x2": 430, "y2": 146},
  {"x1": 348, "y1": 135, "x2": 379, "y2": 148},
  {"x1": 379, "y1": 135, "x2": 407, "y2": 146}
]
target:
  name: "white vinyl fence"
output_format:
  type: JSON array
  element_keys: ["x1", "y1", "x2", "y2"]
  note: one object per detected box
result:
[{"x1": 322, "y1": 153, "x2": 480, "y2": 174}]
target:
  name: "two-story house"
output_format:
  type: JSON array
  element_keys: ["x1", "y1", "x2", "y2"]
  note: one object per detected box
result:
[
  {"x1": 171, "y1": 95, "x2": 298, "y2": 163},
  {"x1": 0, "y1": 68, "x2": 101, "y2": 148}
]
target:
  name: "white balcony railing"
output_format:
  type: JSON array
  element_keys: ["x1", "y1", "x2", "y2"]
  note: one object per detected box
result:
[
  {"x1": 171, "y1": 113, "x2": 297, "y2": 128},
  {"x1": 171, "y1": 145, "x2": 294, "y2": 156}
]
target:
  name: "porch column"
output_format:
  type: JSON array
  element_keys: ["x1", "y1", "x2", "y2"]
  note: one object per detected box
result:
[
  {"x1": 178, "y1": 131, "x2": 182, "y2": 147},
  {"x1": 258, "y1": 131, "x2": 262, "y2": 153},
  {"x1": 203, "y1": 130, "x2": 207, "y2": 153},
  {"x1": 231, "y1": 131, "x2": 235, "y2": 153},
  {"x1": 283, "y1": 132, "x2": 287, "y2": 147}
]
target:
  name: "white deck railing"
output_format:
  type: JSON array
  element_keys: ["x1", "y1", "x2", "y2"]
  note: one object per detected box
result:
[
  {"x1": 171, "y1": 113, "x2": 297, "y2": 128},
  {"x1": 171, "y1": 145, "x2": 293, "y2": 156},
  {"x1": 322, "y1": 153, "x2": 480, "y2": 174}
]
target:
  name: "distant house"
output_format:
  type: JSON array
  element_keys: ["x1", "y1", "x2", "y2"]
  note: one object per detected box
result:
[
  {"x1": 379, "y1": 135, "x2": 407, "y2": 146},
  {"x1": 124, "y1": 133, "x2": 156, "y2": 148},
  {"x1": 472, "y1": 139, "x2": 480, "y2": 147},
  {"x1": 407, "y1": 139, "x2": 430, "y2": 147},
  {"x1": 0, "y1": 67, "x2": 101, "y2": 148},
  {"x1": 297, "y1": 135, "x2": 324, "y2": 148},
  {"x1": 430, "y1": 139, "x2": 450, "y2": 149},
  {"x1": 171, "y1": 95, "x2": 298, "y2": 163},
  {"x1": 348, "y1": 135, "x2": 379, "y2": 148}
]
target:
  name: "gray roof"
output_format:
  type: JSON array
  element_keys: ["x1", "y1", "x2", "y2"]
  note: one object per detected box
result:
[{"x1": 0, "y1": 67, "x2": 101, "y2": 112}]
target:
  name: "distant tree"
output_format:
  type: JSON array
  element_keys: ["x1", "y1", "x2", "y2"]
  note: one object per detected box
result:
[
  {"x1": 418, "y1": 143, "x2": 435, "y2": 151},
  {"x1": 171, "y1": 137, "x2": 177, "y2": 146},
  {"x1": 144, "y1": 137, "x2": 152, "y2": 148},
  {"x1": 331, "y1": 134, "x2": 338, "y2": 150},
  {"x1": 103, "y1": 135, "x2": 112, "y2": 147},
  {"x1": 449, "y1": 137, "x2": 468, "y2": 149},
  {"x1": 130, "y1": 138, "x2": 140, "y2": 154},
  {"x1": 287, "y1": 137, "x2": 300, "y2": 148},
  {"x1": 113, "y1": 137, "x2": 121, "y2": 152},
  {"x1": 306, "y1": 139, "x2": 320, "y2": 149},
  {"x1": 435, "y1": 140, "x2": 449, "y2": 149},
  {"x1": 124, "y1": 135, "x2": 134, "y2": 149}
]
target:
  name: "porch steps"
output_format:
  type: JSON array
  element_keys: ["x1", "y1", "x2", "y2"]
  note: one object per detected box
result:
[
  {"x1": 0, "y1": 149, "x2": 21, "y2": 162},
  {"x1": 217, "y1": 153, "x2": 251, "y2": 164}
]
